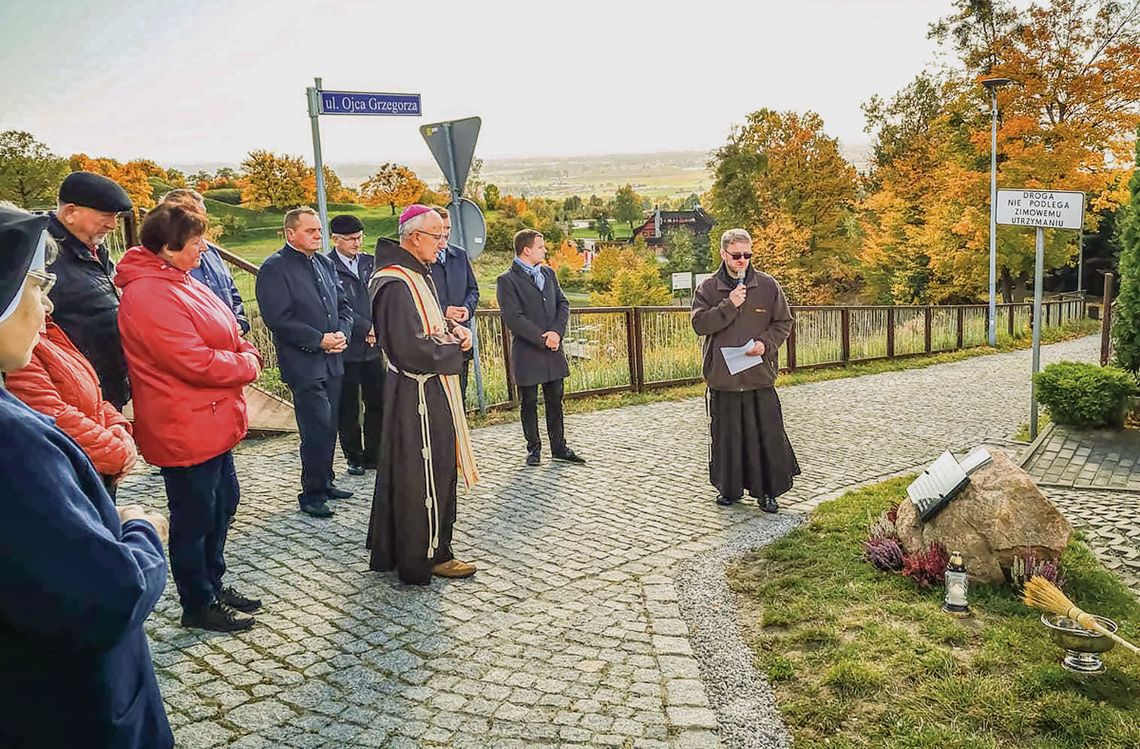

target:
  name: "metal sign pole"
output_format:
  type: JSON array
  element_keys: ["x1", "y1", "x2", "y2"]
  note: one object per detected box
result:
[
  {"x1": 988, "y1": 88, "x2": 999, "y2": 347},
  {"x1": 1030, "y1": 226, "x2": 1045, "y2": 440},
  {"x1": 307, "y1": 77, "x2": 330, "y2": 253},
  {"x1": 441, "y1": 122, "x2": 488, "y2": 414}
]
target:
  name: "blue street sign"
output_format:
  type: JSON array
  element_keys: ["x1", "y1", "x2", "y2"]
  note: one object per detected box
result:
[{"x1": 318, "y1": 90, "x2": 422, "y2": 116}]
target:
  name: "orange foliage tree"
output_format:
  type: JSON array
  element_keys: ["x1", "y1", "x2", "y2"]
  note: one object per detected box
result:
[
  {"x1": 239, "y1": 150, "x2": 310, "y2": 210},
  {"x1": 68, "y1": 154, "x2": 156, "y2": 213},
  {"x1": 863, "y1": 0, "x2": 1140, "y2": 303},
  {"x1": 360, "y1": 163, "x2": 426, "y2": 215},
  {"x1": 706, "y1": 109, "x2": 860, "y2": 304}
]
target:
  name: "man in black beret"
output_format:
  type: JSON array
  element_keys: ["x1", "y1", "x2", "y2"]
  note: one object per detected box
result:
[
  {"x1": 47, "y1": 171, "x2": 134, "y2": 410},
  {"x1": 327, "y1": 214, "x2": 385, "y2": 475}
]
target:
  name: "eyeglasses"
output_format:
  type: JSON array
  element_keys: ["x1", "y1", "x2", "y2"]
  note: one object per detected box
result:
[
  {"x1": 727, "y1": 252, "x2": 753, "y2": 260},
  {"x1": 415, "y1": 230, "x2": 447, "y2": 242},
  {"x1": 27, "y1": 269, "x2": 56, "y2": 296}
]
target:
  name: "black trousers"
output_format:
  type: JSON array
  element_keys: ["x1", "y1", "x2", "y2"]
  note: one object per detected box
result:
[
  {"x1": 289, "y1": 376, "x2": 342, "y2": 508},
  {"x1": 338, "y1": 358, "x2": 384, "y2": 466},
  {"x1": 161, "y1": 451, "x2": 239, "y2": 613},
  {"x1": 519, "y1": 378, "x2": 566, "y2": 455}
]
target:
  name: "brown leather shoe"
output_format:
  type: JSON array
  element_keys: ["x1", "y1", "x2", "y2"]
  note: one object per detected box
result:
[{"x1": 432, "y1": 559, "x2": 477, "y2": 578}]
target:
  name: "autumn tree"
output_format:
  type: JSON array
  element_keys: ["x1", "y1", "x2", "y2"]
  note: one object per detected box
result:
[
  {"x1": 548, "y1": 239, "x2": 586, "y2": 288},
  {"x1": 484, "y1": 184, "x2": 501, "y2": 210},
  {"x1": 0, "y1": 131, "x2": 69, "y2": 209},
  {"x1": 239, "y1": 150, "x2": 310, "y2": 210},
  {"x1": 67, "y1": 154, "x2": 155, "y2": 212},
  {"x1": 919, "y1": 0, "x2": 1140, "y2": 301},
  {"x1": 302, "y1": 165, "x2": 356, "y2": 204},
  {"x1": 858, "y1": 73, "x2": 949, "y2": 302},
  {"x1": 164, "y1": 168, "x2": 188, "y2": 189},
  {"x1": 589, "y1": 246, "x2": 671, "y2": 306},
  {"x1": 707, "y1": 109, "x2": 860, "y2": 303},
  {"x1": 613, "y1": 184, "x2": 643, "y2": 234},
  {"x1": 361, "y1": 163, "x2": 427, "y2": 215}
]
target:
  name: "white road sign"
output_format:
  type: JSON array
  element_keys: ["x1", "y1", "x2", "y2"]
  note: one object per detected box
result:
[
  {"x1": 671, "y1": 272, "x2": 693, "y2": 291},
  {"x1": 996, "y1": 189, "x2": 1085, "y2": 230}
]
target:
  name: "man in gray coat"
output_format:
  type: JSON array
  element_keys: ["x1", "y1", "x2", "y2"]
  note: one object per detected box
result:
[{"x1": 496, "y1": 229, "x2": 586, "y2": 467}]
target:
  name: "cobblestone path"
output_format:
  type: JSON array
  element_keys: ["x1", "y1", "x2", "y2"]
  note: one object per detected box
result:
[{"x1": 122, "y1": 336, "x2": 1099, "y2": 748}]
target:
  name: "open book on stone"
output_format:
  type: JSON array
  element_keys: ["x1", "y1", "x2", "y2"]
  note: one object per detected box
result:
[{"x1": 907, "y1": 450, "x2": 971, "y2": 522}]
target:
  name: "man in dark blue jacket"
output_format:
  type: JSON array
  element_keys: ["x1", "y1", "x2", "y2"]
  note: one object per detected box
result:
[
  {"x1": 328, "y1": 214, "x2": 384, "y2": 475},
  {"x1": 160, "y1": 189, "x2": 250, "y2": 334},
  {"x1": 0, "y1": 203, "x2": 173, "y2": 749},
  {"x1": 47, "y1": 171, "x2": 134, "y2": 409},
  {"x1": 429, "y1": 205, "x2": 479, "y2": 400},
  {"x1": 256, "y1": 207, "x2": 354, "y2": 518}
]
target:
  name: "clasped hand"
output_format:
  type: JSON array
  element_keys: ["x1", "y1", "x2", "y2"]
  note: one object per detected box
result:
[
  {"x1": 453, "y1": 325, "x2": 473, "y2": 352},
  {"x1": 541, "y1": 331, "x2": 561, "y2": 351},
  {"x1": 320, "y1": 332, "x2": 348, "y2": 353}
]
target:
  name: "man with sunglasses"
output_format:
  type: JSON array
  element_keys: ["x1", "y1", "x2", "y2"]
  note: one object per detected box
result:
[
  {"x1": 691, "y1": 228, "x2": 800, "y2": 513},
  {"x1": 328, "y1": 214, "x2": 384, "y2": 476}
]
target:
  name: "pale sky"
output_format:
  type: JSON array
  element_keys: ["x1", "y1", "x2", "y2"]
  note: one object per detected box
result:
[{"x1": 1, "y1": 0, "x2": 960, "y2": 169}]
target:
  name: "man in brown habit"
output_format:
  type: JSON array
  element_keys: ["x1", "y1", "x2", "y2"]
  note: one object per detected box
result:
[
  {"x1": 691, "y1": 228, "x2": 800, "y2": 513},
  {"x1": 366, "y1": 204, "x2": 479, "y2": 585}
]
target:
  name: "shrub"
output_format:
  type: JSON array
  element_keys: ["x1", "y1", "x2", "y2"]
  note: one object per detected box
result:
[
  {"x1": 1033, "y1": 361, "x2": 1135, "y2": 429},
  {"x1": 901, "y1": 543, "x2": 949, "y2": 588},
  {"x1": 864, "y1": 536, "x2": 904, "y2": 572},
  {"x1": 217, "y1": 214, "x2": 247, "y2": 239},
  {"x1": 204, "y1": 188, "x2": 241, "y2": 205},
  {"x1": 1112, "y1": 127, "x2": 1140, "y2": 373}
]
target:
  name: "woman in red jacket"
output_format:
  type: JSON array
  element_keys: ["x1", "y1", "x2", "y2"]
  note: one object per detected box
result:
[
  {"x1": 5, "y1": 316, "x2": 137, "y2": 496},
  {"x1": 116, "y1": 204, "x2": 263, "y2": 634}
]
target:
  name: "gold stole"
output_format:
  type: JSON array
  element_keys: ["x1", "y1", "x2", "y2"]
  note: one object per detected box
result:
[{"x1": 374, "y1": 265, "x2": 479, "y2": 492}]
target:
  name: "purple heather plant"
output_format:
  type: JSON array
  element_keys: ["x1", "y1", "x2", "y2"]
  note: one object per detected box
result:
[{"x1": 864, "y1": 536, "x2": 905, "y2": 572}]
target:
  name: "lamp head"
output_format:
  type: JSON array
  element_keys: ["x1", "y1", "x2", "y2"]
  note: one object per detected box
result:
[{"x1": 980, "y1": 76, "x2": 1015, "y2": 91}]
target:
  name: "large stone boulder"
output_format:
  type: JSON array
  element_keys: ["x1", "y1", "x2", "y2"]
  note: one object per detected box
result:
[{"x1": 895, "y1": 450, "x2": 1072, "y2": 585}]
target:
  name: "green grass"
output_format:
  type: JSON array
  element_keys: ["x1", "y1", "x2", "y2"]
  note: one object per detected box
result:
[
  {"x1": 216, "y1": 204, "x2": 399, "y2": 263},
  {"x1": 1016, "y1": 412, "x2": 1054, "y2": 442},
  {"x1": 727, "y1": 477, "x2": 1140, "y2": 749}
]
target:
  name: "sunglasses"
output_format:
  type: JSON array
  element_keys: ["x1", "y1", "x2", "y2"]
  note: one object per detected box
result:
[{"x1": 727, "y1": 252, "x2": 753, "y2": 261}]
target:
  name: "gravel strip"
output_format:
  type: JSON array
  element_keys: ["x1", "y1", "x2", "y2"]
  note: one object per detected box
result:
[{"x1": 675, "y1": 513, "x2": 804, "y2": 749}]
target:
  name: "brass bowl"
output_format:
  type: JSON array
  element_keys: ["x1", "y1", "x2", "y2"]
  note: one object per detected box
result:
[{"x1": 1040, "y1": 613, "x2": 1118, "y2": 673}]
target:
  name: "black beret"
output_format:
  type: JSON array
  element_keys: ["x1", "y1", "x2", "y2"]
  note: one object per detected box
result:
[
  {"x1": 0, "y1": 207, "x2": 48, "y2": 322},
  {"x1": 329, "y1": 214, "x2": 364, "y2": 235},
  {"x1": 58, "y1": 171, "x2": 133, "y2": 212}
]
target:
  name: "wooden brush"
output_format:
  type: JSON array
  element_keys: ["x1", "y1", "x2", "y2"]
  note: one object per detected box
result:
[{"x1": 1023, "y1": 576, "x2": 1140, "y2": 657}]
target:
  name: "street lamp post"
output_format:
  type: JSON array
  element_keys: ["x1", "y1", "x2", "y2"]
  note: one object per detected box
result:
[{"x1": 982, "y1": 77, "x2": 1014, "y2": 347}]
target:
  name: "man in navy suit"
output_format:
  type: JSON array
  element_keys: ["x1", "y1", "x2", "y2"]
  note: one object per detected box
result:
[
  {"x1": 256, "y1": 207, "x2": 354, "y2": 518},
  {"x1": 328, "y1": 214, "x2": 384, "y2": 476},
  {"x1": 428, "y1": 205, "x2": 479, "y2": 401},
  {"x1": 497, "y1": 229, "x2": 586, "y2": 467}
]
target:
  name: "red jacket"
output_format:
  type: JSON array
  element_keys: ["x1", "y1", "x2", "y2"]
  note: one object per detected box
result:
[
  {"x1": 4, "y1": 320, "x2": 134, "y2": 476},
  {"x1": 115, "y1": 247, "x2": 262, "y2": 468}
]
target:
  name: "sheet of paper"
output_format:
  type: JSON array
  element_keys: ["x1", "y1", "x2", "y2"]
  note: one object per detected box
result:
[{"x1": 721, "y1": 339, "x2": 764, "y2": 376}]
